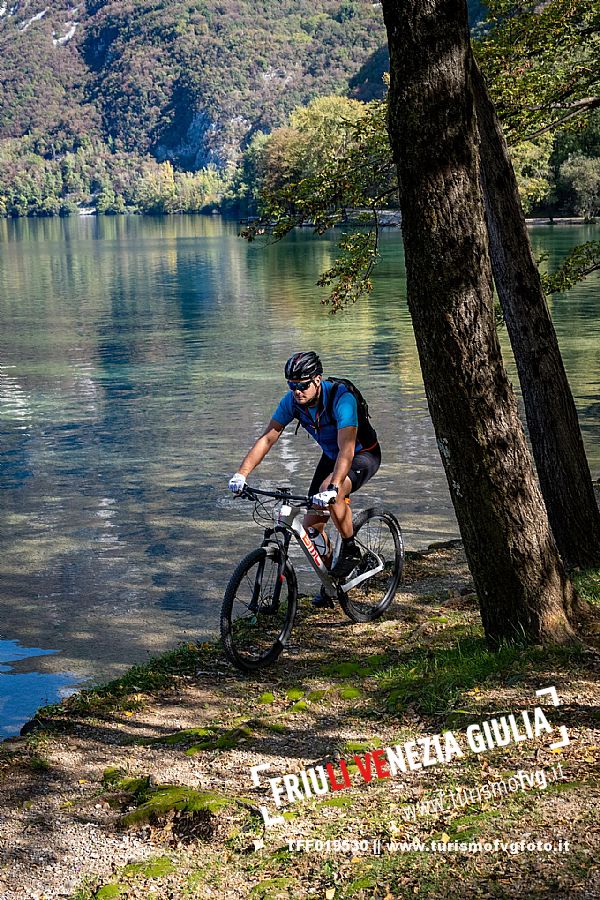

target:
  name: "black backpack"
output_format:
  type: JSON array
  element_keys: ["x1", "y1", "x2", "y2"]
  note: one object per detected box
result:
[{"x1": 325, "y1": 377, "x2": 378, "y2": 450}]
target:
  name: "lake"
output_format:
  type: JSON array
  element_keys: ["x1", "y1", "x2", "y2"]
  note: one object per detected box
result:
[{"x1": 0, "y1": 215, "x2": 598, "y2": 736}]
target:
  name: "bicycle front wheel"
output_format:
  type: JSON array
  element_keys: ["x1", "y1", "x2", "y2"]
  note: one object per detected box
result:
[
  {"x1": 339, "y1": 507, "x2": 404, "y2": 623},
  {"x1": 220, "y1": 547, "x2": 298, "y2": 672}
]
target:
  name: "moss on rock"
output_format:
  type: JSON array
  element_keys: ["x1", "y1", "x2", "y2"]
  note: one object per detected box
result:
[
  {"x1": 150, "y1": 726, "x2": 214, "y2": 745},
  {"x1": 122, "y1": 856, "x2": 176, "y2": 878},
  {"x1": 285, "y1": 687, "x2": 305, "y2": 700},
  {"x1": 258, "y1": 692, "x2": 276, "y2": 704},
  {"x1": 339, "y1": 686, "x2": 362, "y2": 700},
  {"x1": 185, "y1": 724, "x2": 253, "y2": 754},
  {"x1": 119, "y1": 784, "x2": 232, "y2": 829},
  {"x1": 94, "y1": 885, "x2": 122, "y2": 900}
]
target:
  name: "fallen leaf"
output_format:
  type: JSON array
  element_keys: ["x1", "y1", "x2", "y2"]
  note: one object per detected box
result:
[{"x1": 325, "y1": 889, "x2": 335, "y2": 899}]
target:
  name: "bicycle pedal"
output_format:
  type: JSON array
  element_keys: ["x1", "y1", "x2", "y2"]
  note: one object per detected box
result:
[{"x1": 311, "y1": 592, "x2": 335, "y2": 609}]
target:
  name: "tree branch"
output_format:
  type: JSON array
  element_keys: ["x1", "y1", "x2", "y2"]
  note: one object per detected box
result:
[
  {"x1": 522, "y1": 96, "x2": 600, "y2": 115},
  {"x1": 517, "y1": 97, "x2": 600, "y2": 142}
]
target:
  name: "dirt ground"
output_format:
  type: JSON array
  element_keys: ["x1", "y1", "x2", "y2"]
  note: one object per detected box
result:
[{"x1": 1, "y1": 545, "x2": 599, "y2": 900}]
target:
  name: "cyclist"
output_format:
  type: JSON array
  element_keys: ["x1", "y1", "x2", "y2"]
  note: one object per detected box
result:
[{"x1": 228, "y1": 352, "x2": 381, "y2": 607}]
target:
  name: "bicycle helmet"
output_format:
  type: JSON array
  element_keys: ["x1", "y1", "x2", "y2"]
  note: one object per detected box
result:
[{"x1": 284, "y1": 351, "x2": 323, "y2": 382}]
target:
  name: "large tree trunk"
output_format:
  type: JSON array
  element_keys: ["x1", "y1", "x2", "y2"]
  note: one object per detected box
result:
[
  {"x1": 380, "y1": 0, "x2": 577, "y2": 645},
  {"x1": 471, "y1": 57, "x2": 600, "y2": 570}
]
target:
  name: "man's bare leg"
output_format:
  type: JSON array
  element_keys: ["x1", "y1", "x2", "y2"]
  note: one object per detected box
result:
[
  {"x1": 303, "y1": 510, "x2": 329, "y2": 533},
  {"x1": 327, "y1": 475, "x2": 354, "y2": 539},
  {"x1": 304, "y1": 475, "x2": 353, "y2": 538}
]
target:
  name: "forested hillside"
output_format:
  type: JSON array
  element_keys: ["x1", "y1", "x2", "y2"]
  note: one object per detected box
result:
[
  {"x1": 0, "y1": 0, "x2": 389, "y2": 167},
  {"x1": 0, "y1": 0, "x2": 99, "y2": 150},
  {"x1": 6, "y1": 0, "x2": 591, "y2": 221}
]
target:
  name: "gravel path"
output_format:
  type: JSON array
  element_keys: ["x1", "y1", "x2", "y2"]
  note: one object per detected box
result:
[{"x1": 1, "y1": 546, "x2": 599, "y2": 900}]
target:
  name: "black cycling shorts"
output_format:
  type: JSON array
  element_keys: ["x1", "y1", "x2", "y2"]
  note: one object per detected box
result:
[{"x1": 308, "y1": 444, "x2": 381, "y2": 496}]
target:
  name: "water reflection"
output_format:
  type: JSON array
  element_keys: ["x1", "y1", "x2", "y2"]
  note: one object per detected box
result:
[
  {"x1": 0, "y1": 639, "x2": 77, "y2": 738},
  {"x1": 0, "y1": 216, "x2": 598, "y2": 736}
]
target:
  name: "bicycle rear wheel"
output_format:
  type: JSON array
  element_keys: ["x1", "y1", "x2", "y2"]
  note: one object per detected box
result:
[
  {"x1": 338, "y1": 507, "x2": 404, "y2": 623},
  {"x1": 220, "y1": 547, "x2": 298, "y2": 672}
]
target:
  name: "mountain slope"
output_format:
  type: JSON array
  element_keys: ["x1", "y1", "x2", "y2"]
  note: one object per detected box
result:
[
  {"x1": 0, "y1": 0, "x2": 100, "y2": 149},
  {"x1": 1, "y1": 0, "x2": 388, "y2": 166}
]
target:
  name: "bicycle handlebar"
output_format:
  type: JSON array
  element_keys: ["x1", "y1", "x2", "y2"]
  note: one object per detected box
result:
[{"x1": 240, "y1": 485, "x2": 312, "y2": 506}]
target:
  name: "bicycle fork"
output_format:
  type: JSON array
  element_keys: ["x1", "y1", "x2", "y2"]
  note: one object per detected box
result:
[{"x1": 249, "y1": 527, "x2": 291, "y2": 615}]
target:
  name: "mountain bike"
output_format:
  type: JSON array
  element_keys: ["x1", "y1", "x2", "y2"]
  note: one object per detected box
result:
[{"x1": 220, "y1": 485, "x2": 404, "y2": 672}]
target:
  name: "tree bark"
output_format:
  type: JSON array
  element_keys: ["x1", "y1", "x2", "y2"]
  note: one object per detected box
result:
[
  {"x1": 471, "y1": 57, "x2": 600, "y2": 571},
  {"x1": 380, "y1": 0, "x2": 578, "y2": 645}
]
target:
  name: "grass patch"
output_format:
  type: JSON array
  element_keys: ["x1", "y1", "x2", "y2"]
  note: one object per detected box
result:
[
  {"x1": 37, "y1": 641, "x2": 213, "y2": 720},
  {"x1": 574, "y1": 568, "x2": 600, "y2": 606},
  {"x1": 377, "y1": 635, "x2": 561, "y2": 716},
  {"x1": 249, "y1": 877, "x2": 294, "y2": 898},
  {"x1": 122, "y1": 856, "x2": 175, "y2": 878},
  {"x1": 321, "y1": 795, "x2": 355, "y2": 808},
  {"x1": 323, "y1": 661, "x2": 369, "y2": 678},
  {"x1": 185, "y1": 869, "x2": 212, "y2": 893},
  {"x1": 344, "y1": 738, "x2": 382, "y2": 753},
  {"x1": 323, "y1": 653, "x2": 391, "y2": 680},
  {"x1": 266, "y1": 722, "x2": 289, "y2": 734},
  {"x1": 102, "y1": 766, "x2": 127, "y2": 787},
  {"x1": 81, "y1": 857, "x2": 179, "y2": 899},
  {"x1": 346, "y1": 874, "x2": 378, "y2": 894},
  {"x1": 546, "y1": 778, "x2": 589, "y2": 794},
  {"x1": 101, "y1": 770, "x2": 151, "y2": 795},
  {"x1": 100, "y1": 774, "x2": 237, "y2": 836},
  {"x1": 27, "y1": 753, "x2": 51, "y2": 771}
]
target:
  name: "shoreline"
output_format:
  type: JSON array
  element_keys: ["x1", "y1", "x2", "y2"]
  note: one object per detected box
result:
[
  {"x1": 0, "y1": 210, "x2": 596, "y2": 226},
  {"x1": 1, "y1": 545, "x2": 599, "y2": 899},
  {"x1": 525, "y1": 216, "x2": 594, "y2": 226}
]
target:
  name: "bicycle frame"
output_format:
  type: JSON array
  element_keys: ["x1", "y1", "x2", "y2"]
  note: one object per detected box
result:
[{"x1": 262, "y1": 502, "x2": 384, "y2": 597}]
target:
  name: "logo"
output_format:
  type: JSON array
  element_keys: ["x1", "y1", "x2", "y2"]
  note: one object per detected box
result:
[{"x1": 301, "y1": 532, "x2": 323, "y2": 567}]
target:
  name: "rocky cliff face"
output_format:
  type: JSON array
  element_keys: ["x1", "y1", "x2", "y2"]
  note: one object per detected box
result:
[{"x1": 154, "y1": 109, "x2": 252, "y2": 170}]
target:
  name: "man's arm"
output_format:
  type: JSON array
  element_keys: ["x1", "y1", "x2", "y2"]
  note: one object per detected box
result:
[
  {"x1": 330, "y1": 425, "x2": 358, "y2": 490},
  {"x1": 237, "y1": 419, "x2": 284, "y2": 478}
]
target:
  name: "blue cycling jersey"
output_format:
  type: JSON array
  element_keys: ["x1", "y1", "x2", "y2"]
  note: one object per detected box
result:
[{"x1": 272, "y1": 380, "x2": 360, "y2": 460}]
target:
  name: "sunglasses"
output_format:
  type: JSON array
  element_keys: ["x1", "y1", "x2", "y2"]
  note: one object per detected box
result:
[{"x1": 288, "y1": 379, "x2": 313, "y2": 391}]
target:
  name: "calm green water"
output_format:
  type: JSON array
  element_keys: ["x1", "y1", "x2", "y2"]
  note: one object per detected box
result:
[{"x1": 0, "y1": 215, "x2": 599, "y2": 735}]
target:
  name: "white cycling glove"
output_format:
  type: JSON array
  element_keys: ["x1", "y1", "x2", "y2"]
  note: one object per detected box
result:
[
  {"x1": 311, "y1": 485, "x2": 338, "y2": 509},
  {"x1": 228, "y1": 473, "x2": 247, "y2": 495}
]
